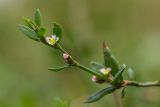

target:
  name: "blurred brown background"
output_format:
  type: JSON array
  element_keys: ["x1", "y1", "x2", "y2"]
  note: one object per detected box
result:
[{"x1": 0, "y1": 0, "x2": 160, "y2": 107}]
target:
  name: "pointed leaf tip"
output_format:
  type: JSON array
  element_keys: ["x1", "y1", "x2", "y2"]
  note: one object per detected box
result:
[
  {"x1": 48, "y1": 65, "x2": 69, "y2": 72},
  {"x1": 103, "y1": 42, "x2": 107, "y2": 48},
  {"x1": 19, "y1": 24, "x2": 40, "y2": 41},
  {"x1": 102, "y1": 42, "x2": 123, "y2": 82},
  {"x1": 53, "y1": 23, "x2": 62, "y2": 43},
  {"x1": 85, "y1": 86, "x2": 116, "y2": 103},
  {"x1": 23, "y1": 17, "x2": 35, "y2": 29},
  {"x1": 103, "y1": 42, "x2": 110, "y2": 49},
  {"x1": 121, "y1": 87, "x2": 126, "y2": 99},
  {"x1": 35, "y1": 9, "x2": 42, "y2": 27}
]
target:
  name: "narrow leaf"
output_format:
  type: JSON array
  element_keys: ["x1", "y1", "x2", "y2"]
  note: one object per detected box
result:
[
  {"x1": 103, "y1": 42, "x2": 123, "y2": 82},
  {"x1": 127, "y1": 68, "x2": 134, "y2": 79},
  {"x1": 19, "y1": 24, "x2": 40, "y2": 41},
  {"x1": 90, "y1": 61, "x2": 104, "y2": 71},
  {"x1": 53, "y1": 23, "x2": 62, "y2": 43},
  {"x1": 85, "y1": 86, "x2": 116, "y2": 103},
  {"x1": 23, "y1": 17, "x2": 35, "y2": 29},
  {"x1": 113, "y1": 64, "x2": 126, "y2": 84},
  {"x1": 121, "y1": 87, "x2": 126, "y2": 99},
  {"x1": 48, "y1": 65, "x2": 69, "y2": 72},
  {"x1": 34, "y1": 9, "x2": 42, "y2": 27}
]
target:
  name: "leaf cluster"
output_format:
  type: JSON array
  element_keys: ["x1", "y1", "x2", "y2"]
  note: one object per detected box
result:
[{"x1": 19, "y1": 9, "x2": 62, "y2": 44}]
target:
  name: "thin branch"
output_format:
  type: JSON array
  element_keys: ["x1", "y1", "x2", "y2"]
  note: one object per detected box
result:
[
  {"x1": 124, "y1": 80, "x2": 160, "y2": 87},
  {"x1": 112, "y1": 92, "x2": 123, "y2": 107},
  {"x1": 75, "y1": 64, "x2": 106, "y2": 80}
]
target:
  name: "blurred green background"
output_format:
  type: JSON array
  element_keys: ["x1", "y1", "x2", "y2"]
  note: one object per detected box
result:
[{"x1": 0, "y1": 0, "x2": 160, "y2": 107}]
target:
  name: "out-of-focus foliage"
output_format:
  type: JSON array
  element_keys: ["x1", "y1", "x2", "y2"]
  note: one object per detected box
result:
[
  {"x1": 54, "y1": 97, "x2": 70, "y2": 107},
  {"x1": 0, "y1": 0, "x2": 160, "y2": 107}
]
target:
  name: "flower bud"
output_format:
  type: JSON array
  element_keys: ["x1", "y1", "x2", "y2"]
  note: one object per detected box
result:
[
  {"x1": 92, "y1": 75, "x2": 106, "y2": 84},
  {"x1": 63, "y1": 53, "x2": 70, "y2": 60},
  {"x1": 63, "y1": 53, "x2": 74, "y2": 65}
]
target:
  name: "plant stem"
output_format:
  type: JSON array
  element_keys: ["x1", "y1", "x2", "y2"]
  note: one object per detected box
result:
[
  {"x1": 75, "y1": 64, "x2": 106, "y2": 80},
  {"x1": 54, "y1": 44, "x2": 106, "y2": 79},
  {"x1": 43, "y1": 41, "x2": 105, "y2": 79},
  {"x1": 125, "y1": 80, "x2": 160, "y2": 87},
  {"x1": 56, "y1": 44, "x2": 67, "y2": 53},
  {"x1": 112, "y1": 92, "x2": 123, "y2": 107}
]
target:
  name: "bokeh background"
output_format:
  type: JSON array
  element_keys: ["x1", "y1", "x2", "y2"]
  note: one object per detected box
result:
[{"x1": 0, "y1": 0, "x2": 160, "y2": 107}]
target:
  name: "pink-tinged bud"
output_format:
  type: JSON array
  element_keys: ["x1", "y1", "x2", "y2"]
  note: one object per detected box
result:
[
  {"x1": 92, "y1": 75, "x2": 105, "y2": 84},
  {"x1": 63, "y1": 53, "x2": 70, "y2": 60},
  {"x1": 92, "y1": 76, "x2": 97, "y2": 82},
  {"x1": 63, "y1": 53, "x2": 74, "y2": 65}
]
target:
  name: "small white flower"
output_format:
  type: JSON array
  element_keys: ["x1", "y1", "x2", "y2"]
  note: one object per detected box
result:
[
  {"x1": 46, "y1": 35, "x2": 59, "y2": 45},
  {"x1": 91, "y1": 67, "x2": 111, "y2": 83},
  {"x1": 99, "y1": 68, "x2": 111, "y2": 76}
]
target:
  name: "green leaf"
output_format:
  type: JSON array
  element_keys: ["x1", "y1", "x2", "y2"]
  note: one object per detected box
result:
[
  {"x1": 53, "y1": 23, "x2": 62, "y2": 43},
  {"x1": 23, "y1": 17, "x2": 36, "y2": 30},
  {"x1": 34, "y1": 9, "x2": 42, "y2": 27},
  {"x1": 103, "y1": 42, "x2": 123, "y2": 83},
  {"x1": 90, "y1": 61, "x2": 104, "y2": 71},
  {"x1": 37, "y1": 27, "x2": 47, "y2": 38},
  {"x1": 113, "y1": 64, "x2": 126, "y2": 84},
  {"x1": 48, "y1": 65, "x2": 69, "y2": 72},
  {"x1": 19, "y1": 24, "x2": 40, "y2": 41},
  {"x1": 121, "y1": 87, "x2": 126, "y2": 99},
  {"x1": 127, "y1": 68, "x2": 134, "y2": 79},
  {"x1": 55, "y1": 97, "x2": 70, "y2": 107},
  {"x1": 85, "y1": 86, "x2": 116, "y2": 103}
]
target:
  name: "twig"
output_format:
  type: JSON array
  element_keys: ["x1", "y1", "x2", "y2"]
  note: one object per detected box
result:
[
  {"x1": 112, "y1": 92, "x2": 123, "y2": 107},
  {"x1": 123, "y1": 80, "x2": 160, "y2": 87}
]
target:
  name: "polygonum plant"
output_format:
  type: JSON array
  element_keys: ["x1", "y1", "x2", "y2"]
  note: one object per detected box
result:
[{"x1": 19, "y1": 9, "x2": 160, "y2": 104}]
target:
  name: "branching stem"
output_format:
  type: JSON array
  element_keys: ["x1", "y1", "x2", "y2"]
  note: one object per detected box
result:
[{"x1": 125, "y1": 80, "x2": 160, "y2": 87}]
